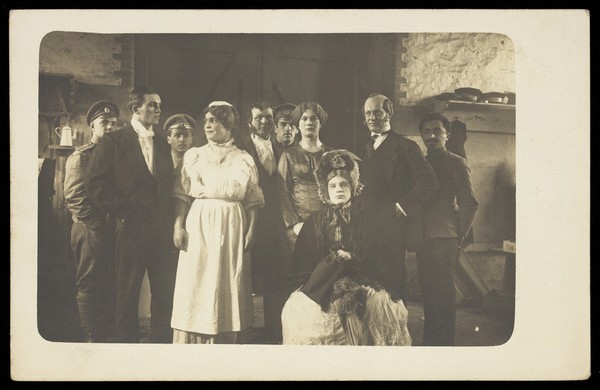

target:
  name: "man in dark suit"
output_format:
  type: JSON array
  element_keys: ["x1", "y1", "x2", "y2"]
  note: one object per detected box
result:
[
  {"x1": 86, "y1": 87, "x2": 176, "y2": 343},
  {"x1": 238, "y1": 101, "x2": 284, "y2": 343},
  {"x1": 358, "y1": 93, "x2": 438, "y2": 303},
  {"x1": 416, "y1": 112, "x2": 479, "y2": 346}
]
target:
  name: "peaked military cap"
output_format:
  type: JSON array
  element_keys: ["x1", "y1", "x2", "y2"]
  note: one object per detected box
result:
[
  {"x1": 163, "y1": 113, "x2": 197, "y2": 133},
  {"x1": 273, "y1": 103, "x2": 297, "y2": 122},
  {"x1": 86, "y1": 100, "x2": 120, "y2": 126}
]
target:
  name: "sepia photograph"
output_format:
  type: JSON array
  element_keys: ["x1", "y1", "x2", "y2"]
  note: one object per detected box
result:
[{"x1": 10, "y1": 9, "x2": 590, "y2": 381}]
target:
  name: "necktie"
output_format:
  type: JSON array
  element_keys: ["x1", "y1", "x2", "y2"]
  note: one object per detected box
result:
[{"x1": 365, "y1": 134, "x2": 378, "y2": 159}]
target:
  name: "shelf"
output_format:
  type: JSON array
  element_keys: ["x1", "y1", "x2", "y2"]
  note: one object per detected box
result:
[
  {"x1": 434, "y1": 100, "x2": 515, "y2": 112},
  {"x1": 430, "y1": 99, "x2": 515, "y2": 135},
  {"x1": 49, "y1": 145, "x2": 76, "y2": 157}
]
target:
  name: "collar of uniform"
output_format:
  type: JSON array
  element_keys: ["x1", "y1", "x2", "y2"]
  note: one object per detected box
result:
[{"x1": 427, "y1": 146, "x2": 449, "y2": 159}]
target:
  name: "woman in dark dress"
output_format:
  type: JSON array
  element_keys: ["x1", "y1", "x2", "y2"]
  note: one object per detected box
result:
[{"x1": 281, "y1": 149, "x2": 412, "y2": 346}]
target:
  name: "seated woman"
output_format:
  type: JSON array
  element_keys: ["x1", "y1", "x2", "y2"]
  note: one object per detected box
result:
[{"x1": 281, "y1": 149, "x2": 412, "y2": 346}]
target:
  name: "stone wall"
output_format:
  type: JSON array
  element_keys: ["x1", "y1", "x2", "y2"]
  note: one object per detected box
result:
[
  {"x1": 388, "y1": 33, "x2": 516, "y2": 248},
  {"x1": 402, "y1": 33, "x2": 515, "y2": 106},
  {"x1": 40, "y1": 31, "x2": 133, "y2": 87},
  {"x1": 39, "y1": 32, "x2": 134, "y2": 146}
]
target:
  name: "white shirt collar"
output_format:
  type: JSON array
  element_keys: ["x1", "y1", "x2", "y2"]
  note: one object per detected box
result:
[
  {"x1": 131, "y1": 118, "x2": 155, "y2": 137},
  {"x1": 251, "y1": 132, "x2": 272, "y2": 144},
  {"x1": 371, "y1": 129, "x2": 391, "y2": 150},
  {"x1": 370, "y1": 123, "x2": 391, "y2": 138}
]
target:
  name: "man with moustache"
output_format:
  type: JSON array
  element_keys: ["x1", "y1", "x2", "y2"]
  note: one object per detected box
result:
[
  {"x1": 86, "y1": 87, "x2": 176, "y2": 343},
  {"x1": 64, "y1": 100, "x2": 119, "y2": 342},
  {"x1": 238, "y1": 101, "x2": 284, "y2": 343},
  {"x1": 273, "y1": 103, "x2": 299, "y2": 150},
  {"x1": 417, "y1": 112, "x2": 479, "y2": 346},
  {"x1": 358, "y1": 93, "x2": 438, "y2": 305}
]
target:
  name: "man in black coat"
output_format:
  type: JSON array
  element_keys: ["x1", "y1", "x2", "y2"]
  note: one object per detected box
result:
[
  {"x1": 416, "y1": 112, "x2": 479, "y2": 346},
  {"x1": 86, "y1": 87, "x2": 176, "y2": 343},
  {"x1": 238, "y1": 101, "x2": 284, "y2": 343},
  {"x1": 358, "y1": 93, "x2": 438, "y2": 302}
]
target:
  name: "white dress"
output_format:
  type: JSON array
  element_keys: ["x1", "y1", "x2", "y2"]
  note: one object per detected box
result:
[{"x1": 171, "y1": 140, "x2": 264, "y2": 336}]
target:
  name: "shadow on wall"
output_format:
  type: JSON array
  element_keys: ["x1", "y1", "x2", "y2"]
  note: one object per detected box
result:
[{"x1": 493, "y1": 159, "x2": 516, "y2": 242}]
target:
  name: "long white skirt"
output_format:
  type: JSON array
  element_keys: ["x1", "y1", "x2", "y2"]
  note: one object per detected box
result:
[
  {"x1": 171, "y1": 199, "x2": 253, "y2": 336},
  {"x1": 282, "y1": 286, "x2": 412, "y2": 346},
  {"x1": 282, "y1": 290, "x2": 348, "y2": 345}
]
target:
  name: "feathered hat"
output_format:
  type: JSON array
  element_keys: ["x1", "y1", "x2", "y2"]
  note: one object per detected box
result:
[{"x1": 315, "y1": 149, "x2": 363, "y2": 204}]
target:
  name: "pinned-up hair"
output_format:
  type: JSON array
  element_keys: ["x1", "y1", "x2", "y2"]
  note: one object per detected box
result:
[
  {"x1": 203, "y1": 101, "x2": 240, "y2": 137},
  {"x1": 292, "y1": 102, "x2": 328, "y2": 127}
]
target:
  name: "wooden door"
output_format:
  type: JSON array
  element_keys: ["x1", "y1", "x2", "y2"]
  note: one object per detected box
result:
[
  {"x1": 135, "y1": 34, "x2": 260, "y2": 146},
  {"x1": 260, "y1": 34, "x2": 364, "y2": 153},
  {"x1": 135, "y1": 33, "x2": 369, "y2": 153}
]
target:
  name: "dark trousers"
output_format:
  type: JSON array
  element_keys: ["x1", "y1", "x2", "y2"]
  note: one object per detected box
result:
[
  {"x1": 71, "y1": 221, "x2": 115, "y2": 341},
  {"x1": 252, "y1": 246, "x2": 280, "y2": 344},
  {"x1": 362, "y1": 212, "x2": 408, "y2": 301},
  {"x1": 416, "y1": 237, "x2": 459, "y2": 346},
  {"x1": 114, "y1": 218, "x2": 177, "y2": 343},
  {"x1": 270, "y1": 225, "x2": 299, "y2": 343}
]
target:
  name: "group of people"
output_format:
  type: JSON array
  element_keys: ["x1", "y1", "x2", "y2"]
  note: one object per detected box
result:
[{"x1": 63, "y1": 86, "x2": 479, "y2": 347}]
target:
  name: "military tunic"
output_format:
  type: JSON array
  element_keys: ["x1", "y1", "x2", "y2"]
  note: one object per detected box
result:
[{"x1": 64, "y1": 142, "x2": 115, "y2": 341}]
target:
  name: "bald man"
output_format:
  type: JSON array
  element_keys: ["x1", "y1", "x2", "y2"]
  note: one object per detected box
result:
[{"x1": 357, "y1": 93, "x2": 438, "y2": 306}]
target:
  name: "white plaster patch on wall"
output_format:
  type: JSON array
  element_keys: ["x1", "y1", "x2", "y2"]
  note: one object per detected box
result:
[
  {"x1": 40, "y1": 32, "x2": 122, "y2": 86},
  {"x1": 403, "y1": 33, "x2": 515, "y2": 105}
]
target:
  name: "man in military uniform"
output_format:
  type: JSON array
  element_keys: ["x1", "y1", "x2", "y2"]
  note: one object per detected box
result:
[
  {"x1": 416, "y1": 112, "x2": 479, "y2": 346},
  {"x1": 163, "y1": 113, "x2": 195, "y2": 308},
  {"x1": 164, "y1": 113, "x2": 195, "y2": 172},
  {"x1": 64, "y1": 100, "x2": 120, "y2": 342},
  {"x1": 273, "y1": 103, "x2": 299, "y2": 150}
]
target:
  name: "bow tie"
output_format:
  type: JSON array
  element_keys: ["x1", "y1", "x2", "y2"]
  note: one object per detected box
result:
[{"x1": 371, "y1": 131, "x2": 390, "y2": 138}]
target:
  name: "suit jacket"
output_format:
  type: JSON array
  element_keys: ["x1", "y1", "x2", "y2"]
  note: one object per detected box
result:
[
  {"x1": 238, "y1": 135, "x2": 282, "y2": 206},
  {"x1": 86, "y1": 124, "x2": 174, "y2": 227},
  {"x1": 358, "y1": 130, "x2": 438, "y2": 251},
  {"x1": 238, "y1": 134, "x2": 284, "y2": 264},
  {"x1": 421, "y1": 147, "x2": 479, "y2": 241}
]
